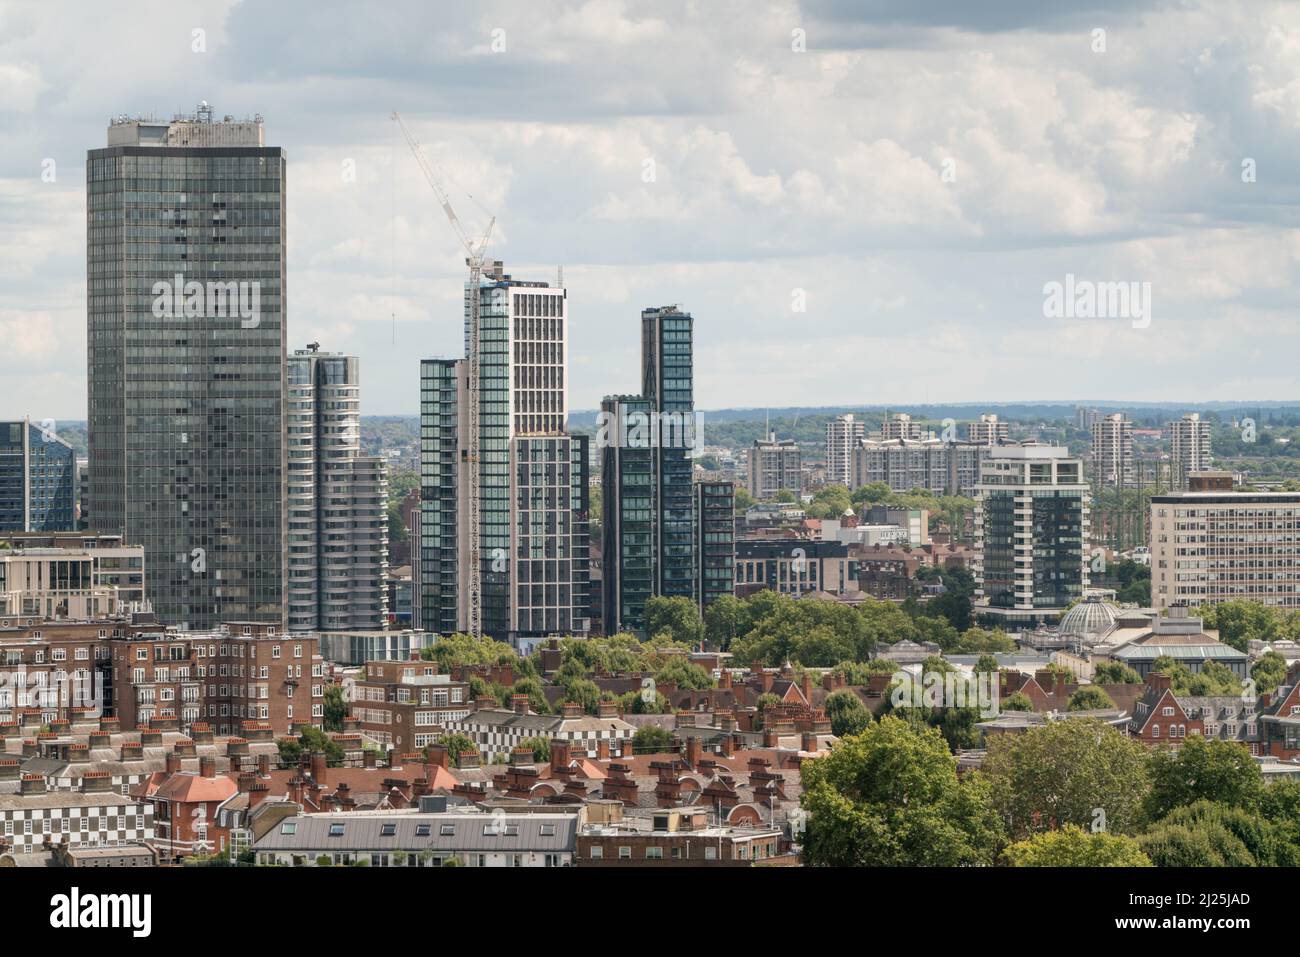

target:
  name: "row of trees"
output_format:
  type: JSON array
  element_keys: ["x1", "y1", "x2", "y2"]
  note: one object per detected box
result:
[{"x1": 802, "y1": 716, "x2": 1300, "y2": 867}]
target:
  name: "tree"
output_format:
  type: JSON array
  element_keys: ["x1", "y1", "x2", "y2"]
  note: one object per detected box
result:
[
  {"x1": 1144, "y1": 736, "x2": 1263, "y2": 822},
  {"x1": 1067, "y1": 687, "x2": 1116, "y2": 712},
  {"x1": 1138, "y1": 819, "x2": 1256, "y2": 867},
  {"x1": 1200, "y1": 599, "x2": 1283, "y2": 651},
  {"x1": 1000, "y1": 692, "x2": 1035, "y2": 712},
  {"x1": 801, "y1": 717, "x2": 1004, "y2": 866},
  {"x1": 1002, "y1": 825, "x2": 1152, "y2": 867},
  {"x1": 654, "y1": 656, "x2": 715, "y2": 691},
  {"x1": 277, "y1": 727, "x2": 345, "y2": 768},
  {"x1": 645, "y1": 595, "x2": 704, "y2": 646},
  {"x1": 518, "y1": 736, "x2": 551, "y2": 763},
  {"x1": 429, "y1": 733, "x2": 477, "y2": 765},
  {"x1": 950, "y1": 627, "x2": 1015, "y2": 654},
  {"x1": 561, "y1": 679, "x2": 601, "y2": 715},
  {"x1": 823, "y1": 690, "x2": 872, "y2": 737},
  {"x1": 1092, "y1": 661, "x2": 1141, "y2": 684},
  {"x1": 982, "y1": 719, "x2": 1151, "y2": 838},
  {"x1": 423, "y1": 632, "x2": 517, "y2": 671},
  {"x1": 630, "y1": 724, "x2": 672, "y2": 754},
  {"x1": 322, "y1": 684, "x2": 348, "y2": 732},
  {"x1": 1251, "y1": 650, "x2": 1289, "y2": 694},
  {"x1": 973, "y1": 654, "x2": 1000, "y2": 674},
  {"x1": 703, "y1": 594, "x2": 744, "y2": 650}
]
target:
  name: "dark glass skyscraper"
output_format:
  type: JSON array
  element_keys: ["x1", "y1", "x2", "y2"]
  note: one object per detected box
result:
[
  {"x1": 603, "y1": 306, "x2": 730, "y2": 634},
  {"x1": 0, "y1": 419, "x2": 76, "y2": 532},
  {"x1": 641, "y1": 306, "x2": 695, "y2": 602},
  {"x1": 86, "y1": 106, "x2": 287, "y2": 629}
]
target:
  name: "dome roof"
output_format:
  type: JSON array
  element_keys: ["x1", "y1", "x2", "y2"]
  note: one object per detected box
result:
[{"x1": 1058, "y1": 596, "x2": 1117, "y2": 638}]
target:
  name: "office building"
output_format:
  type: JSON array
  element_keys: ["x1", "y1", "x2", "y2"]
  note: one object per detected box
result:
[
  {"x1": 0, "y1": 419, "x2": 76, "y2": 532},
  {"x1": 967, "y1": 414, "x2": 1009, "y2": 445},
  {"x1": 974, "y1": 446, "x2": 1090, "y2": 625},
  {"x1": 1150, "y1": 485, "x2": 1300, "y2": 612},
  {"x1": 286, "y1": 345, "x2": 389, "y2": 632},
  {"x1": 1168, "y1": 413, "x2": 1212, "y2": 486},
  {"x1": 86, "y1": 105, "x2": 287, "y2": 630},
  {"x1": 419, "y1": 262, "x2": 590, "y2": 645},
  {"x1": 825, "y1": 414, "x2": 865, "y2": 486},
  {"x1": 747, "y1": 434, "x2": 801, "y2": 500},
  {"x1": 1090, "y1": 412, "x2": 1133, "y2": 486}
]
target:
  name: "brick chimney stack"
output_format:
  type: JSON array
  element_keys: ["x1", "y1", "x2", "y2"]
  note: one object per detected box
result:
[
  {"x1": 511, "y1": 694, "x2": 530, "y2": 715},
  {"x1": 1148, "y1": 672, "x2": 1172, "y2": 693},
  {"x1": 199, "y1": 755, "x2": 216, "y2": 778},
  {"x1": 550, "y1": 740, "x2": 569, "y2": 772},
  {"x1": 165, "y1": 752, "x2": 182, "y2": 775},
  {"x1": 685, "y1": 735, "x2": 701, "y2": 769},
  {"x1": 311, "y1": 750, "x2": 327, "y2": 783}
]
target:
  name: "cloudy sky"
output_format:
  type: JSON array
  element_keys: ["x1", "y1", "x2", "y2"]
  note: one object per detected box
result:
[{"x1": 3, "y1": 0, "x2": 1300, "y2": 419}]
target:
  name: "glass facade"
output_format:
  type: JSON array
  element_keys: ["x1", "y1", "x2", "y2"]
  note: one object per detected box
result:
[
  {"x1": 642, "y1": 307, "x2": 695, "y2": 602},
  {"x1": 86, "y1": 121, "x2": 287, "y2": 629},
  {"x1": 419, "y1": 267, "x2": 588, "y2": 644},
  {"x1": 0, "y1": 420, "x2": 76, "y2": 532},
  {"x1": 602, "y1": 396, "x2": 654, "y2": 633}
]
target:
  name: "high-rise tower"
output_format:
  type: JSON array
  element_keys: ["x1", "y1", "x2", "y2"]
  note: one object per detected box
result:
[{"x1": 86, "y1": 105, "x2": 287, "y2": 629}]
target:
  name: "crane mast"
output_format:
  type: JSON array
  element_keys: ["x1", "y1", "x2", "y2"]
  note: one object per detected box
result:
[{"x1": 392, "y1": 112, "x2": 493, "y2": 637}]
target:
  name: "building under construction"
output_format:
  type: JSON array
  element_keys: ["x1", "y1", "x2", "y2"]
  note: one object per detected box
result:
[{"x1": 417, "y1": 262, "x2": 590, "y2": 647}]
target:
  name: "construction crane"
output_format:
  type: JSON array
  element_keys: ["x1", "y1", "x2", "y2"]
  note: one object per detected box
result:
[{"x1": 392, "y1": 111, "x2": 495, "y2": 637}]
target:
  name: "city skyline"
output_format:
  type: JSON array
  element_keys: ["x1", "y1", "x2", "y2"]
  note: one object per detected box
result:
[{"x1": 5, "y1": 1, "x2": 1300, "y2": 424}]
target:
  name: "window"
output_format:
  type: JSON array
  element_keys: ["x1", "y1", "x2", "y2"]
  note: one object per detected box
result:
[
  {"x1": 415, "y1": 824, "x2": 430, "y2": 837},
  {"x1": 539, "y1": 824, "x2": 556, "y2": 837},
  {"x1": 646, "y1": 846, "x2": 663, "y2": 859},
  {"x1": 589, "y1": 845, "x2": 603, "y2": 859},
  {"x1": 704, "y1": 846, "x2": 718, "y2": 860},
  {"x1": 380, "y1": 824, "x2": 396, "y2": 836},
  {"x1": 1162, "y1": 707, "x2": 1174, "y2": 716},
  {"x1": 328, "y1": 823, "x2": 345, "y2": 837},
  {"x1": 281, "y1": 822, "x2": 297, "y2": 835},
  {"x1": 440, "y1": 824, "x2": 455, "y2": 836},
  {"x1": 618, "y1": 846, "x2": 631, "y2": 859}
]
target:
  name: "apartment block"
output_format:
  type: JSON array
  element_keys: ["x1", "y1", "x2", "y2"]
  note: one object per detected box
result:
[
  {"x1": 1090, "y1": 412, "x2": 1134, "y2": 486},
  {"x1": 825, "y1": 414, "x2": 865, "y2": 486},
  {"x1": 419, "y1": 263, "x2": 590, "y2": 645},
  {"x1": 350, "y1": 659, "x2": 471, "y2": 753},
  {"x1": 747, "y1": 434, "x2": 801, "y2": 500},
  {"x1": 974, "y1": 446, "x2": 1090, "y2": 625},
  {"x1": 1168, "y1": 412, "x2": 1213, "y2": 487}
]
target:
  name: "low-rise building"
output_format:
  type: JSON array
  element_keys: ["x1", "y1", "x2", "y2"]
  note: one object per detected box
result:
[{"x1": 251, "y1": 805, "x2": 578, "y2": 867}]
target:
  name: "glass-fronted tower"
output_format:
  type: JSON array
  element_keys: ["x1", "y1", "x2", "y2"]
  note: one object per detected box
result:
[
  {"x1": 0, "y1": 419, "x2": 76, "y2": 532},
  {"x1": 419, "y1": 262, "x2": 590, "y2": 646},
  {"x1": 641, "y1": 306, "x2": 695, "y2": 603},
  {"x1": 86, "y1": 105, "x2": 287, "y2": 629}
]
